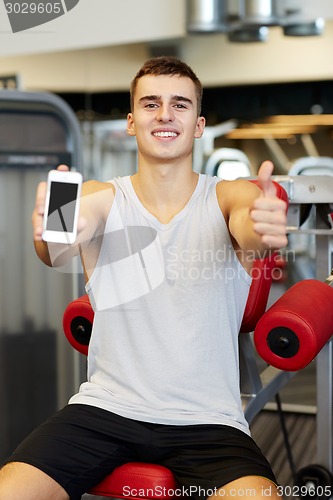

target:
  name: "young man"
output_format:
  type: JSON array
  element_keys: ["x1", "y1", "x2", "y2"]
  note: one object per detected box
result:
[{"x1": 0, "y1": 57, "x2": 287, "y2": 500}]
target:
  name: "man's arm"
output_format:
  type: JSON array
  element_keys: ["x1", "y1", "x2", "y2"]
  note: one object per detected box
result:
[
  {"x1": 217, "y1": 161, "x2": 288, "y2": 265},
  {"x1": 32, "y1": 165, "x2": 114, "y2": 267}
]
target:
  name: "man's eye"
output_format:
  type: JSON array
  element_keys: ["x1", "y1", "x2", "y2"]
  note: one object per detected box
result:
[
  {"x1": 145, "y1": 103, "x2": 158, "y2": 108},
  {"x1": 174, "y1": 104, "x2": 187, "y2": 109}
]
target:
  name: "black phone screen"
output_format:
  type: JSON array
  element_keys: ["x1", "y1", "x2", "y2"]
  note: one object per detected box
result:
[{"x1": 46, "y1": 181, "x2": 79, "y2": 232}]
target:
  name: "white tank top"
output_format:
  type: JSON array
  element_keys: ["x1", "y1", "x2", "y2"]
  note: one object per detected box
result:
[{"x1": 70, "y1": 174, "x2": 252, "y2": 435}]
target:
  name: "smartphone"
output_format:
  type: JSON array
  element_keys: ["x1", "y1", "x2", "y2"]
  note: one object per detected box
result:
[{"x1": 42, "y1": 169, "x2": 83, "y2": 244}]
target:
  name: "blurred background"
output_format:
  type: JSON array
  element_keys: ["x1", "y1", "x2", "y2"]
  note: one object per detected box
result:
[{"x1": 1, "y1": 0, "x2": 333, "y2": 491}]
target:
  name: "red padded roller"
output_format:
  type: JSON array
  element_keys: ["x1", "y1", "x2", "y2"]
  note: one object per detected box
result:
[
  {"x1": 89, "y1": 462, "x2": 178, "y2": 498},
  {"x1": 240, "y1": 254, "x2": 277, "y2": 333},
  {"x1": 241, "y1": 180, "x2": 288, "y2": 333},
  {"x1": 254, "y1": 279, "x2": 333, "y2": 371},
  {"x1": 62, "y1": 294, "x2": 94, "y2": 356}
]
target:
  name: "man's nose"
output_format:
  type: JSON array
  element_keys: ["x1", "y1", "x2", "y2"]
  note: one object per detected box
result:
[{"x1": 156, "y1": 104, "x2": 175, "y2": 122}]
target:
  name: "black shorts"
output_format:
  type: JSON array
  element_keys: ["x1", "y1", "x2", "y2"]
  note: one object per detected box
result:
[{"x1": 4, "y1": 404, "x2": 276, "y2": 500}]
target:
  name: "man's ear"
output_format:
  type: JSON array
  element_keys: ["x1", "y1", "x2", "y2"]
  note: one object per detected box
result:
[
  {"x1": 126, "y1": 113, "x2": 136, "y2": 136},
  {"x1": 194, "y1": 116, "x2": 206, "y2": 138}
]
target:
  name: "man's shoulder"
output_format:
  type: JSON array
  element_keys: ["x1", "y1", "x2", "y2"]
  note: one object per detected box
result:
[
  {"x1": 82, "y1": 179, "x2": 115, "y2": 196},
  {"x1": 216, "y1": 177, "x2": 258, "y2": 196}
]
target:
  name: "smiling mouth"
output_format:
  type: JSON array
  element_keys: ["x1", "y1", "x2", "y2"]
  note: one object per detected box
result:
[{"x1": 152, "y1": 131, "x2": 178, "y2": 138}]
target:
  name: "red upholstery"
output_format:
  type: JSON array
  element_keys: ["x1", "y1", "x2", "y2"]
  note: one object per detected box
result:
[
  {"x1": 254, "y1": 279, "x2": 333, "y2": 371},
  {"x1": 240, "y1": 253, "x2": 278, "y2": 333},
  {"x1": 63, "y1": 294, "x2": 92, "y2": 355},
  {"x1": 89, "y1": 462, "x2": 178, "y2": 499}
]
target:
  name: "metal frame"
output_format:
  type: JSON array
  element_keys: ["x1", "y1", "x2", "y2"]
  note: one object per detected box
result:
[
  {"x1": 240, "y1": 174, "x2": 333, "y2": 474},
  {"x1": 0, "y1": 89, "x2": 83, "y2": 170}
]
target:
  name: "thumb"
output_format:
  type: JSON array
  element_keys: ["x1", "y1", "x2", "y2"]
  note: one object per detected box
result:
[{"x1": 257, "y1": 161, "x2": 276, "y2": 198}]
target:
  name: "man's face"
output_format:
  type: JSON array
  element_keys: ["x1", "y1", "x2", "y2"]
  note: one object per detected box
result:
[{"x1": 127, "y1": 74, "x2": 205, "y2": 163}]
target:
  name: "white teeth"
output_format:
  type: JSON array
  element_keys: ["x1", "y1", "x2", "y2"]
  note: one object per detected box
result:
[{"x1": 153, "y1": 131, "x2": 177, "y2": 137}]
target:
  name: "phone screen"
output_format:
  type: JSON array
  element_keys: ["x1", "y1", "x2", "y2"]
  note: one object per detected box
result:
[{"x1": 46, "y1": 181, "x2": 79, "y2": 232}]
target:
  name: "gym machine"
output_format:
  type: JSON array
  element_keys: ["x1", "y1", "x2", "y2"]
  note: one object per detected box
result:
[
  {"x1": 63, "y1": 176, "x2": 333, "y2": 498},
  {"x1": 0, "y1": 90, "x2": 83, "y2": 461},
  {"x1": 62, "y1": 175, "x2": 333, "y2": 498}
]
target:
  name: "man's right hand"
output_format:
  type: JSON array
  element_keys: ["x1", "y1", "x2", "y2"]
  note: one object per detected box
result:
[{"x1": 32, "y1": 164, "x2": 70, "y2": 242}]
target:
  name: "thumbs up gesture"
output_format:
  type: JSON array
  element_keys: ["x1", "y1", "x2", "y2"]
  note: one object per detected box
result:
[{"x1": 250, "y1": 161, "x2": 288, "y2": 250}]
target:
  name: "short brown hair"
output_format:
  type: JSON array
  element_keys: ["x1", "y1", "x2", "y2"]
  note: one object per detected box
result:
[{"x1": 130, "y1": 56, "x2": 203, "y2": 115}]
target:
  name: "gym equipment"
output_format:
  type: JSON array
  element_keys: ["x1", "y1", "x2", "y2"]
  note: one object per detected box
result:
[
  {"x1": 273, "y1": 172, "x2": 333, "y2": 494},
  {"x1": 0, "y1": 89, "x2": 83, "y2": 462},
  {"x1": 64, "y1": 277, "x2": 333, "y2": 497},
  {"x1": 288, "y1": 157, "x2": 333, "y2": 177},
  {"x1": 204, "y1": 147, "x2": 251, "y2": 180},
  {"x1": 254, "y1": 279, "x2": 333, "y2": 371},
  {"x1": 286, "y1": 156, "x2": 333, "y2": 283},
  {"x1": 63, "y1": 174, "x2": 333, "y2": 497},
  {"x1": 62, "y1": 180, "x2": 290, "y2": 497},
  {"x1": 63, "y1": 279, "x2": 333, "y2": 498},
  {"x1": 63, "y1": 280, "x2": 282, "y2": 497}
]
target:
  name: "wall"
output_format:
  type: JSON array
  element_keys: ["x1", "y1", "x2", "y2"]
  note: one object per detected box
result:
[
  {"x1": 181, "y1": 21, "x2": 333, "y2": 87},
  {"x1": 0, "y1": 0, "x2": 186, "y2": 56},
  {"x1": 0, "y1": 2, "x2": 333, "y2": 92}
]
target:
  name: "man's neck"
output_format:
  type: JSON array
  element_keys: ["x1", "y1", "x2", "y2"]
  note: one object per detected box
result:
[{"x1": 130, "y1": 161, "x2": 199, "y2": 224}]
